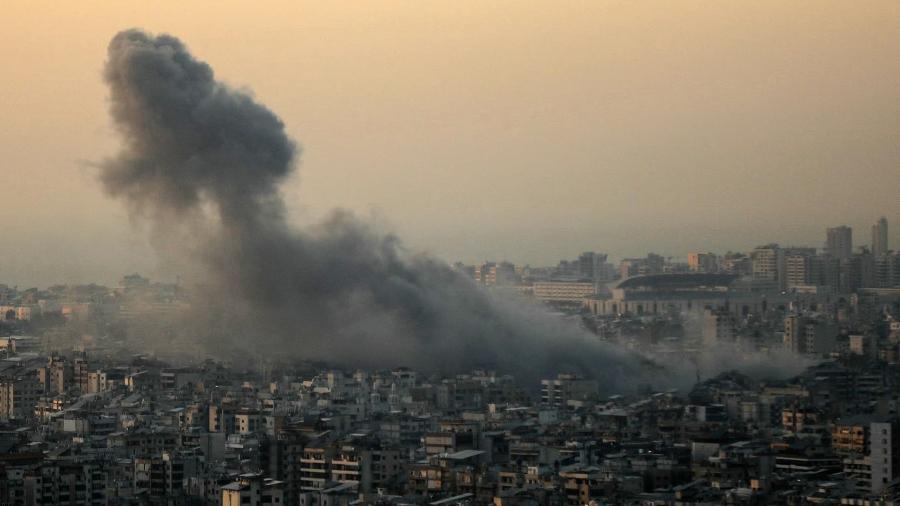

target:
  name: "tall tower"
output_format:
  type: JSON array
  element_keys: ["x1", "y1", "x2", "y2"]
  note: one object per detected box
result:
[
  {"x1": 825, "y1": 226, "x2": 853, "y2": 259},
  {"x1": 872, "y1": 217, "x2": 889, "y2": 256}
]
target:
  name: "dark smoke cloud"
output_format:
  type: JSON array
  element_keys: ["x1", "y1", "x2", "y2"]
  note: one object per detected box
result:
[{"x1": 100, "y1": 30, "x2": 672, "y2": 389}]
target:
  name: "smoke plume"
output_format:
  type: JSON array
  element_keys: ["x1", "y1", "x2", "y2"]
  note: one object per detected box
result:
[{"x1": 102, "y1": 30, "x2": 805, "y2": 390}]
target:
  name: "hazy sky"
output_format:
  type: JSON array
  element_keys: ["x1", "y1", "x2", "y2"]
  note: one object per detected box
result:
[{"x1": 1, "y1": 1, "x2": 899, "y2": 287}]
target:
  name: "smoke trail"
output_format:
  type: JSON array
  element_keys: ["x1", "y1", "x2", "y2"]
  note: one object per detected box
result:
[{"x1": 101, "y1": 29, "x2": 665, "y2": 389}]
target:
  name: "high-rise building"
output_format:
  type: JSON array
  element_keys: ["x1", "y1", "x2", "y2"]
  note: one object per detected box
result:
[
  {"x1": 831, "y1": 417, "x2": 900, "y2": 494},
  {"x1": 783, "y1": 248, "x2": 818, "y2": 289},
  {"x1": 22, "y1": 459, "x2": 111, "y2": 505},
  {"x1": 783, "y1": 315, "x2": 836, "y2": 355},
  {"x1": 751, "y1": 244, "x2": 785, "y2": 289},
  {"x1": 873, "y1": 253, "x2": 900, "y2": 288},
  {"x1": 475, "y1": 261, "x2": 519, "y2": 286},
  {"x1": 859, "y1": 250, "x2": 876, "y2": 288},
  {"x1": 819, "y1": 255, "x2": 842, "y2": 290},
  {"x1": 872, "y1": 217, "x2": 889, "y2": 257},
  {"x1": 474, "y1": 262, "x2": 497, "y2": 285},
  {"x1": 825, "y1": 226, "x2": 853, "y2": 259},
  {"x1": 688, "y1": 252, "x2": 718, "y2": 273},
  {"x1": 785, "y1": 253, "x2": 812, "y2": 288},
  {"x1": 0, "y1": 372, "x2": 42, "y2": 421},
  {"x1": 577, "y1": 251, "x2": 608, "y2": 282},
  {"x1": 783, "y1": 315, "x2": 806, "y2": 354},
  {"x1": 493, "y1": 261, "x2": 519, "y2": 286},
  {"x1": 540, "y1": 374, "x2": 599, "y2": 408},
  {"x1": 703, "y1": 308, "x2": 735, "y2": 345},
  {"x1": 839, "y1": 256, "x2": 864, "y2": 293}
]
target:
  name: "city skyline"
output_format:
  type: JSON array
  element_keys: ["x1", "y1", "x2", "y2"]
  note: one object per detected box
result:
[
  {"x1": 2, "y1": 1, "x2": 899, "y2": 287},
  {"x1": 1, "y1": 4, "x2": 900, "y2": 502},
  {"x1": 0, "y1": 217, "x2": 895, "y2": 289}
]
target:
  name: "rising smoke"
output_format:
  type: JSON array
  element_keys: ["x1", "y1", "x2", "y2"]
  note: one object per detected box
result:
[
  {"x1": 100, "y1": 29, "x2": 658, "y2": 389},
  {"x1": 99, "y1": 30, "x2": 800, "y2": 390}
]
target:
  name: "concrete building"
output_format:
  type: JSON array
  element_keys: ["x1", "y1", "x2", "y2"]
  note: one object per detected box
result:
[
  {"x1": 235, "y1": 409, "x2": 262, "y2": 435},
  {"x1": 474, "y1": 262, "x2": 517, "y2": 286},
  {"x1": 584, "y1": 273, "x2": 786, "y2": 318},
  {"x1": 209, "y1": 405, "x2": 237, "y2": 433},
  {"x1": 721, "y1": 253, "x2": 752, "y2": 277},
  {"x1": 688, "y1": 252, "x2": 718, "y2": 273},
  {"x1": 134, "y1": 450, "x2": 194, "y2": 498},
  {"x1": 300, "y1": 445, "x2": 334, "y2": 491},
  {"x1": 849, "y1": 334, "x2": 876, "y2": 359},
  {"x1": 831, "y1": 417, "x2": 900, "y2": 494},
  {"x1": 619, "y1": 253, "x2": 665, "y2": 279},
  {"x1": 540, "y1": 374, "x2": 599, "y2": 408},
  {"x1": 872, "y1": 217, "x2": 889, "y2": 257},
  {"x1": 221, "y1": 473, "x2": 284, "y2": 506},
  {"x1": 473, "y1": 262, "x2": 495, "y2": 285},
  {"x1": 0, "y1": 372, "x2": 42, "y2": 421},
  {"x1": 843, "y1": 255, "x2": 866, "y2": 292},
  {"x1": 702, "y1": 308, "x2": 736, "y2": 345},
  {"x1": 873, "y1": 253, "x2": 900, "y2": 288},
  {"x1": 22, "y1": 458, "x2": 110, "y2": 506},
  {"x1": 784, "y1": 249, "x2": 818, "y2": 289},
  {"x1": 751, "y1": 244, "x2": 785, "y2": 290},
  {"x1": 0, "y1": 335, "x2": 40, "y2": 355},
  {"x1": 783, "y1": 315, "x2": 805, "y2": 354},
  {"x1": 578, "y1": 252, "x2": 608, "y2": 282},
  {"x1": 108, "y1": 430, "x2": 180, "y2": 458},
  {"x1": 531, "y1": 280, "x2": 595, "y2": 304},
  {"x1": 0, "y1": 305, "x2": 38, "y2": 321},
  {"x1": 329, "y1": 442, "x2": 403, "y2": 493},
  {"x1": 783, "y1": 315, "x2": 838, "y2": 356},
  {"x1": 39, "y1": 356, "x2": 73, "y2": 395},
  {"x1": 826, "y1": 226, "x2": 853, "y2": 259}
]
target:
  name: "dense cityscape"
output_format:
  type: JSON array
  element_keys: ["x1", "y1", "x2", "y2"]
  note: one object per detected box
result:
[
  {"x1": 1, "y1": 218, "x2": 899, "y2": 505},
  {"x1": 4, "y1": 3, "x2": 900, "y2": 505}
]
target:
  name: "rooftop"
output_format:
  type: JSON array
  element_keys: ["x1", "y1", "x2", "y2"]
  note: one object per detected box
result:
[{"x1": 616, "y1": 273, "x2": 737, "y2": 290}]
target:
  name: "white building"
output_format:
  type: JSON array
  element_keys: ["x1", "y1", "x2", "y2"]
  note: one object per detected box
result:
[{"x1": 531, "y1": 280, "x2": 596, "y2": 304}]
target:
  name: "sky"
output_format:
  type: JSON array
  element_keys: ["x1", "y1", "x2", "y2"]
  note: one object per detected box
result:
[{"x1": 1, "y1": 0, "x2": 899, "y2": 287}]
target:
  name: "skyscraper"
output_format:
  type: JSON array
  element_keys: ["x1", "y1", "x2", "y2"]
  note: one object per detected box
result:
[
  {"x1": 825, "y1": 226, "x2": 853, "y2": 259},
  {"x1": 872, "y1": 216, "x2": 889, "y2": 256}
]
